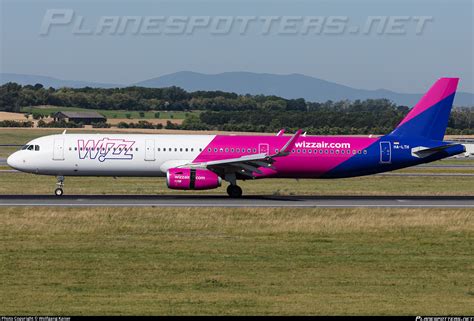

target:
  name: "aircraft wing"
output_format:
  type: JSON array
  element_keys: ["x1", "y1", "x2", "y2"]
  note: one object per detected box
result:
[{"x1": 184, "y1": 130, "x2": 302, "y2": 178}]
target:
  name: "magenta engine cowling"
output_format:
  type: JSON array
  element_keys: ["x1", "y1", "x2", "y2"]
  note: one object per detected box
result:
[{"x1": 166, "y1": 168, "x2": 222, "y2": 190}]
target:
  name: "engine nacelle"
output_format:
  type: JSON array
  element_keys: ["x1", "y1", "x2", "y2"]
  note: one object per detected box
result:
[{"x1": 166, "y1": 168, "x2": 222, "y2": 190}]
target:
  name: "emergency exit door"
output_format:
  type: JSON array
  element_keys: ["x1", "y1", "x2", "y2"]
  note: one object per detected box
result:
[
  {"x1": 380, "y1": 141, "x2": 391, "y2": 164},
  {"x1": 258, "y1": 143, "x2": 269, "y2": 155}
]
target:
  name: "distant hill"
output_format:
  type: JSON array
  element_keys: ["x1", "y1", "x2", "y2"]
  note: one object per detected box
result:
[
  {"x1": 2, "y1": 72, "x2": 473, "y2": 106},
  {"x1": 0, "y1": 73, "x2": 120, "y2": 89},
  {"x1": 136, "y1": 71, "x2": 474, "y2": 107}
]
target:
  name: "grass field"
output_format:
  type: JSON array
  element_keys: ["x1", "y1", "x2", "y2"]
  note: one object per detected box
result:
[
  {"x1": 20, "y1": 106, "x2": 192, "y2": 120},
  {"x1": 0, "y1": 207, "x2": 472, "y2": 315}
]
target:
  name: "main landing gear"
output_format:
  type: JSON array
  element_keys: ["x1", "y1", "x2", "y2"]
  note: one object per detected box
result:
[
  {"x1": 55, "y1": 176, "x2": 64, "y2": 196},
  {"x1": 225, "y1": 173, "x2": 242, "y2": 198},
  {"x1": 227, "y1": 185, "x2": 242, "y2": 198}
]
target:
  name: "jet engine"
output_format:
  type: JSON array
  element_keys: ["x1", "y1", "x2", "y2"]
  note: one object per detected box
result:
[{"x1": 166, "y1": 168, "x2": 222, "y2": 190}]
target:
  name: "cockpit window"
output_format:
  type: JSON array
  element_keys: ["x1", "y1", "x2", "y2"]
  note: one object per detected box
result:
[{"x1": 21, "y1": 144, "x2": 40, "y2": 151}]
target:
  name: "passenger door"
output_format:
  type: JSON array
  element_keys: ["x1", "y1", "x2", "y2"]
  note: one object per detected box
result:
[
  {"x1": 53, "y1": 137, "x2": 65, "y2": 160},
  {"x1": 145, "y1": 139, "x2": 155, "y2": 161}
]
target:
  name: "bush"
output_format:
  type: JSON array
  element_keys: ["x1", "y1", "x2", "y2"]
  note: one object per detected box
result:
[
  {"x1": 139, "y1": 112, "x2": 145, "y2": 118},
  {"x1": 37, "y1": 120, "x2": 83, "y2": 128},
  {"x1": 92, "y1": 122, "x2": 111, "y2": 128},
  {"x1": 131, "y1": 120, "x2": 154, "y2": 129},
  {"x1": 165, "y1": 121, "x2": 180, "y2": 129},
  {"x1": 154, "y1": 112, "x2": 160, "y2": 118},
  {"x1": 32, "y1": 113, "x2": 43, "y2": 120},
  {"x1": 116, "y1": 121, "x2": 163, "y2": 129},
  {"x1": 117, "y1": 122, "x2": 130, "y2": 128},
  {"x1": 0, "y1": 120, "x2": 33, "y2": 127}
]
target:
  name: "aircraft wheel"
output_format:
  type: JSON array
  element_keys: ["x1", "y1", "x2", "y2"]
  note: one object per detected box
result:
[
  {"x1": 227, "y1": 185, "x2": 242, "y2": 198},
  {"x1": 54, "y1": 188, "x2": 64, "y2": 196}
]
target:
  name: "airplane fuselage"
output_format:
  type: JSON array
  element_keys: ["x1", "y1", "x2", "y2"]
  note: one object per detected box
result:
[{"x1": 7, "y1": 133, "x2": 464, "y2": 179}]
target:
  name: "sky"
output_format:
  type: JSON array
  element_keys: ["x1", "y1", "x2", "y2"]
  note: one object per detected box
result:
[{"x1": 1, "y1": 0, "x2": 473, "y2": 93}]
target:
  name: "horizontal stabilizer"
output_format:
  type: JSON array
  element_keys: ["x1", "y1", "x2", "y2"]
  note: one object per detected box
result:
[{"x1": 411, "y1": 143, "x2": 465, "y2": 158}]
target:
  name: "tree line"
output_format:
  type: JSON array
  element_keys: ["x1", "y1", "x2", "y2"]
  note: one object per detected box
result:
[{"x1": 0, "y1": 82, "x2": 472, "y2": 134}]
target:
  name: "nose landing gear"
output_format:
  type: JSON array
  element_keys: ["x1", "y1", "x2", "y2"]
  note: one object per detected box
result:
[{"x1": 55, "y1": 176, "x2": 64, "y2": 196}]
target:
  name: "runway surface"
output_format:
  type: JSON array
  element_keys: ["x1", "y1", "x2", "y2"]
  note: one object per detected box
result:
[{"x1": 0, "y1": 195, "x2": 472, "y2": 208}]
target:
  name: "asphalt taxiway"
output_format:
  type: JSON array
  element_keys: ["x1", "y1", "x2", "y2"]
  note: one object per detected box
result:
[{"x1": 0, "y1": 195, "x2": 472, "y2": 208}]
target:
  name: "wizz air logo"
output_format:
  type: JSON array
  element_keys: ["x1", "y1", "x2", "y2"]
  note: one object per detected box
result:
[
  {"x1": 78, "y1": 138, "x2": 135, "y2": 162},
  {"x1": 295, "y1": 141, "x2": 351, "y2": 149}
]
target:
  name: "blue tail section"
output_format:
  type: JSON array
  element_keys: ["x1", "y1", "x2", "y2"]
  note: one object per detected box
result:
[{"x1": 389, "y1": 78, "x2": 459, "y2": 141}]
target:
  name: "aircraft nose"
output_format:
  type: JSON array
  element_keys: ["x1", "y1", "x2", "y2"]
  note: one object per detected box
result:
[{"x1": 7, "y1": 152, "x2": 21, "y2": 170}]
